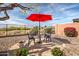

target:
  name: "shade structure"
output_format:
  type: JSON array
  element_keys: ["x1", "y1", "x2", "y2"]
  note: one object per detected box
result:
[
  {"x1": 27, "y1": 14, "x2": 52, "y2": 22},
  {"x1": 26, "y1": 13, "x2": 52, "y2": 43}
]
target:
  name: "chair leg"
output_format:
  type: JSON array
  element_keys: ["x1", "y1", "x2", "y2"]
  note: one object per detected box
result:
[
  {"x1": 44, "y1": 37, "x2": 46, "y2": 42},
  {"x1": 33, "y1": 39, "x2": 35, "y2": 45},
  {"x1": 28, "y1": 40, "x2": 30, "y2": 47},
  {"x1": 46, "y1": 38, "x2": 48, "y2": 42},
  {"x1": 49, "y1": 37, "x2": 51, "y2": 42}
]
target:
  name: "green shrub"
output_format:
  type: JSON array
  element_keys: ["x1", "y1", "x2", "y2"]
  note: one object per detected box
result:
[
  {"x1": 25, "y1": 28, "x2": 31, "y2": 30},
  {"x1": 30, "y1": 26, "x2": 38, "y2": 35},
  {"x1": 44, "y1": 27, "x2": 52, "y2": 34},
  {"x1": 51, "y1": 47, "x2": 64, "y2": 56},
  {"x1": 64, "y1": 27, "x2": 78, "y2": 37},
  {"x1": 16, "y1": 48, "x2": 28, "y2": 56}
]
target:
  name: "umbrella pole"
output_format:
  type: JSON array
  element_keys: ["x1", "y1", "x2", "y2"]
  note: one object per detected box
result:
[{"x1": 38, "y1": 21, "x2": 41, "y2": 43}]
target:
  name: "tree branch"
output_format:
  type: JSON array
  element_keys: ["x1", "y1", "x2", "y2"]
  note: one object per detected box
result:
[{"x1": 0, "y1": 10, "x2": 9, "y2": 21}]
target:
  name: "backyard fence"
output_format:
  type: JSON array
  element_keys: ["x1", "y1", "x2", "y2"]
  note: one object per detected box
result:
[{"x1": 0, "y1": 24, "x2": 31, "y2": 37}]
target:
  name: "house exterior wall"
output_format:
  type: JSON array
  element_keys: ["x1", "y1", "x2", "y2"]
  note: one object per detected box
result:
[{"x1": 55, "y1": 23, "x2": 79, "y2": 37}]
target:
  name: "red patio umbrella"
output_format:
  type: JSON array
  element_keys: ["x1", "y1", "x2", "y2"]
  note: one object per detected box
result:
[{"x1": 26, "y1": 13, "x2": 52, "y2": 42}]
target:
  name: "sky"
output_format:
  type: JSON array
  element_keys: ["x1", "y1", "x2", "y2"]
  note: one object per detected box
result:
[{"x1": 0, "y1": 3, "x2": 79, "y2": 27}]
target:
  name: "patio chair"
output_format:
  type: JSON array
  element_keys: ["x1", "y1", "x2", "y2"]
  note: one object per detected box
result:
[
  {"x1": 27, "y1": 33, "x2": 35, "y2": 46},
  {"x1": 44, "y1": 33, "x2": 51, "y2": 42}
]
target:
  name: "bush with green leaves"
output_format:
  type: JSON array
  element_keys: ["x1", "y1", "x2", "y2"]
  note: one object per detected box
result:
[
  {"x1": 51, "y1": 47, "x2": 64, "y2": 56},
  {"x1": 64, "y1": 27, "x2": 78, "y2": 37},
  {"x1": 44, "y1": 27, "x2": 52, "y2": 34},
  {"x1": 30, "y1": 26, "x2": 38, "y2": 35},
  {"x1": 16, "y1": 48, "x2": 28, "y2": 56}
]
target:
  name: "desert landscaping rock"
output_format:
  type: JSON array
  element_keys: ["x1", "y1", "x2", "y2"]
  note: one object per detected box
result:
[{"x1": 0, "y1": 34, "x2": 79, "y2": 56}]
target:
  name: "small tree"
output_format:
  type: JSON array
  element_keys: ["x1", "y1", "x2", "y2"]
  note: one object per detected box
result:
[{"x1": 73, "y1": 18, "x2": 79, "y2": 23}]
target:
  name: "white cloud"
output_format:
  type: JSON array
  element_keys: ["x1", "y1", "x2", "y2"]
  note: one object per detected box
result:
[
  {"x1": 0, "y1": 14, "x2": 25, "y2": 25},
  {"x1": 59, "y1": 5, "x2": 77, "y2": 11},
  {"x1": 5, "y1": 20, "x2": 25, "y2": 25}
]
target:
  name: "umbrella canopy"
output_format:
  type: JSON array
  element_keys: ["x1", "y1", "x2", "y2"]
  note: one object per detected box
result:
[
  {"x1": 26, "y1": 13, "x2": 52, "y2": 43},
  {"x1": 26, "y1": 14, "x2": 52, "y2": 22}
]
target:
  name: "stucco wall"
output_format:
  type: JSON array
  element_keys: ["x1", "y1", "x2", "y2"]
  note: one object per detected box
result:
[{"x1": 55, "y1": 23, "x2": 79, "y2": 37}]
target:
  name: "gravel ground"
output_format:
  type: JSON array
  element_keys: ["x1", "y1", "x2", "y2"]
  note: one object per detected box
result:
[
  {"x1": 0, "y1": 34, "x2": 79, "y2": 56},
  {"x1": 0, "y1": 35, "x2": 27, "y2": 52}
]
